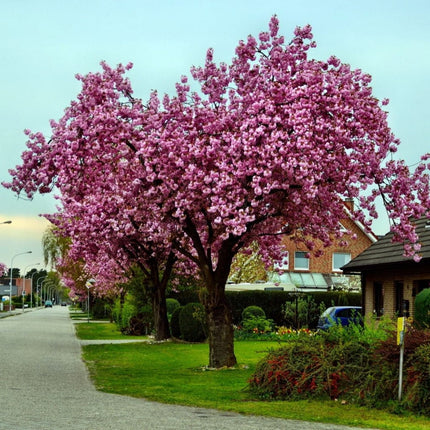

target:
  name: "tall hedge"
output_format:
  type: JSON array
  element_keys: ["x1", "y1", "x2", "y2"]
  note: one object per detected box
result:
[
  {"x1": 169, "y1": 290, "x2": 361, "y2": 327},
  {"x1": 414, "y1": 288, "x2": 430, "y2": 329}
]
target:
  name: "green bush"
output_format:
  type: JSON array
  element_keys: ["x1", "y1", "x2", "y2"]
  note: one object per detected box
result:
[
  {"x1": 166, "y1": 298, "x2": 181, "y2": 320},
  {"x1": 170, "y1": 306, "x2": 183, "y2": 338},
  {"x1": 112, "y1": 297, "x2": 137, "y2": 333},
  {"x1": 242, "y1": 316, "x2": 273, "y2": 333},
  {"x1": 178, "y1": 302, "x2": 207, "y2": 342},
  {"x1": 92, "y1": 297, "x2": 112, "y2": 319},
  {"x1": 242, "y1": 305, "x2": 266, "y2": 321},
  {"x1": 414, "y1": 288, "x2": 430, "y2": 329},
  {"x1": 283, "y1": 295, "x2": 325, "y2": 329},
  {"x1": 124, "y1": 304, "x2": 153, "y2": 335},
  {"x1": 227, "y1": 291, "x2": 287, "y2": 325}
]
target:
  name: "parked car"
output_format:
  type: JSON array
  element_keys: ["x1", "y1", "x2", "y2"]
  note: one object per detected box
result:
[
  {"x1": 45, "y1": 300, "x2": 53, "y2": 308},
  {"x1": 317, "y1": 306, "x2": 362, "y2": 330}
]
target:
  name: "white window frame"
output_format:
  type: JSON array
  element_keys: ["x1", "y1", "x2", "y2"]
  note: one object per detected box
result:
[
  {"x1": 332, "y1": 252, "x2": 351, "y2": 272},
  {"x1": 294, "y1": 251, "x2": 309, "y2": 271}
]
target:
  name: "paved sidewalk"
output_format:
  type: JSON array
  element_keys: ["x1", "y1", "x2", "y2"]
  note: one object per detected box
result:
[{"x1": 0, "y1": 307, "x2": 376, "y2": 429}]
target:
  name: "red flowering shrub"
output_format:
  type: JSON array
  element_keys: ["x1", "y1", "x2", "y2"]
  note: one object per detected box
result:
[
  {"x1": 249, "y1": 325, "x2": 430, "y2": 416},
  {"x1": 248, "y1": 336, "x2": 370, "y2": 400},
  {"x1": 364, "y1": 328, "x2": 430, "y2": 413},
  {"x1": 404, "y1": 343, "x2": 430, "y2": 415}
]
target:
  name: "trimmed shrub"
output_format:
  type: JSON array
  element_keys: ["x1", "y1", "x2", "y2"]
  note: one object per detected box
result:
[
  {"x1": 170, "y1": 306, "x2": 183, "y2": 339},
  {"x1": 414, "y1": 288, "x2": 430, "y2": 329},
  {"x1": 178, "y1": 302, "x2": 207, "y2": 342},
  {"x1": 112, "y1": 297, "x2": 137, "y2": 333},
  {"x1": 242, "y1": 305, "x2": 266, "y2": 321},
  {"x1": 242, "y1": 316, "x2": 273, "y2": 333},
  {"x1": 166, "y1": 298, "x2": 181, "y2": 320}
]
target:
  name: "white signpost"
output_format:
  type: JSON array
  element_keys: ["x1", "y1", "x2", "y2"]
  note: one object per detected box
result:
[{"x1": 397, "y1": 317, "x2": 406, "y2": 402}]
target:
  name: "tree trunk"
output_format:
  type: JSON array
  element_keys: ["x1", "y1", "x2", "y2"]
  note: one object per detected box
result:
[
  {"x1": 151, "y1": 285, "x2": 170, "y2": 341},
  {"x1": 204, "y1": 287, "x2": 237, "y2": 368}
]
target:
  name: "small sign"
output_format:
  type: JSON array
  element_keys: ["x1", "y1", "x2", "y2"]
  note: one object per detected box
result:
[
  {"x1": 22, "y1": 290, "x2": 26, "y2": 296},
  {"x1": 397, "y1": 317, "x2": 405, "y2": 345}
]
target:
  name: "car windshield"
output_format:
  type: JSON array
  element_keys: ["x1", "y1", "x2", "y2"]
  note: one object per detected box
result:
[{"x1": 321, "y1": 307, "x2": 334, "y2": 317}]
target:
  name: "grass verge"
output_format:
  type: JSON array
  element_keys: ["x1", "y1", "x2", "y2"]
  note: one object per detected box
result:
[
  {"x1": 77, "y1": 324, "x2": 430, "y2": 430},
  {"x1": 75, "y1": 321, "x2": 147, "y2": 340}
]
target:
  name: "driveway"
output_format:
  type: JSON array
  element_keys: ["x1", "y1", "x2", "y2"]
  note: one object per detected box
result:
[{"x1": 0, "y1": 307, "x2": 376, "y2": 429}]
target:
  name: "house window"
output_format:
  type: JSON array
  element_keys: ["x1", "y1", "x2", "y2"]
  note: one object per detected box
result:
[
  {"x1": 332, "y1": 252, "x2": 351, "y2": 271},
  {"x1": 294, "y1": 251, "x2": 309, "y2": 270}
]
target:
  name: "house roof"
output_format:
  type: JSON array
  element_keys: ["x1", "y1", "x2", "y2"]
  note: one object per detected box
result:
[{"x1": 342, "y1": 217, "x2": 430, "y2": 272}]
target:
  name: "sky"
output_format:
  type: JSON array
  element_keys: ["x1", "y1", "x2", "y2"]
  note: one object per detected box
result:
[{"x1": 0, "y1": 0, "x2": 429, "y2": 274}]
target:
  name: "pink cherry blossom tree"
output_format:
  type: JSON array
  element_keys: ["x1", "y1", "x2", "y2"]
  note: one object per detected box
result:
[
  {"x1": 0, "y1": 263, "x2": 7, "y2": 276},
  {"x1": 5, "y1": 16, "x2": 429, "y2": 367},
  {"x1": 47, "y1": 196, "x2": 179, "y2": 340}
]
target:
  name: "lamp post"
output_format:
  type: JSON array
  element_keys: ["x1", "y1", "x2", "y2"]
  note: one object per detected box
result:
[
  {"x1": 30, "y1": 269, "x2": 40, "y2": 309},
  {"x1": 22, "y1": 263, "x2": 40, "y2": 313},
  {"x1": 36, "y1": 276, "x2": 46, "y2": 307},
  {"x1": 41, "y1": 280, "x2": 56, "y2": 306},
  {"x1": 86, "y1": 279, "x2": 95, "y2": 323},
  {"x1": 9, "y1": 251, "x2": 32, "y2": 315}
]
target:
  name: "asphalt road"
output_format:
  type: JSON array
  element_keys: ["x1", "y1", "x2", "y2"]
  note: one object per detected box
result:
[{"x1": 0, "y1": 307, "x2": 377, "y2": 430}]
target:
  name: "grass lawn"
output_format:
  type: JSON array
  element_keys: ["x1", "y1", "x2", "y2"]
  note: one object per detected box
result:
[
  {"x1": 75, "y1": 322, "x2": 147, "y2": 340},
  {"x1": 77, "y1": 323, "x2": 430, "y2": 430}
]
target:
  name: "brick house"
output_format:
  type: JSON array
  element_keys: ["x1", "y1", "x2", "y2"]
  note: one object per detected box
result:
[
  {"x1": 341, "y1": 216, "x2": 430, "y2": 319},
  {"x1": 270, "y1": 199, "x2": 378, "y2": 291},
  {"x1": 0, "y1": 278, "x2": 27, "y2": 298}
]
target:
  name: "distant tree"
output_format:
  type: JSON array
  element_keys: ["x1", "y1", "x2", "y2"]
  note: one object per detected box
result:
[
  {"x1": 42, "y1": 224, "x2": 70, "y2": 270},
  {"x1": 229, "y1": 243, "x2": 268, "y2": 284},
  {"x1": 6, "y1": 268, "x2": 20, "y2": 279}
]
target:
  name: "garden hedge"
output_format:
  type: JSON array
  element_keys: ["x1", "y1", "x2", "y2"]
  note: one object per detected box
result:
[{"x1": 169, "y1": 290, "x2": 361, "y2": 327}]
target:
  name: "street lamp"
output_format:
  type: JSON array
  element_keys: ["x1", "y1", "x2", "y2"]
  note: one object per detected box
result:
[
  {"x1": 36, "y1": 276, "x2": 46, "y2": 307},
  {"x1": 22, "y1": 263, "x2": 40, "y2": 313},
  {"x1": 1, "y1": 220, "x2": 12, "y2": 225},
  {"x1": 30, "y1": 269, "x2": 41, "y2": 308},
  {"x1": 9, "y1": 251, "x2": 32, "y2": 314}
]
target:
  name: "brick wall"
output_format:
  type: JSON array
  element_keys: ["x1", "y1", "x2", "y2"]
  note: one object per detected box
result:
[
  {"x1": 364, "y1": 266, "x2": 430, "y2": 319},
  {"x1": 281, "y1": 215, "x2": 375, "y2": 274}
]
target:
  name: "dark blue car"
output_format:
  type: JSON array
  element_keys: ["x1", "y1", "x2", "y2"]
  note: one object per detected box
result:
[{"x1": 317, "y1": 306, "x2": 362, "y2": 330}]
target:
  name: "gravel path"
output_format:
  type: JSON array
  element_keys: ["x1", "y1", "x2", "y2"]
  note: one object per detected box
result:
[{"x1": 0, "y1": 307, "x2": 376, "y2": 429}]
